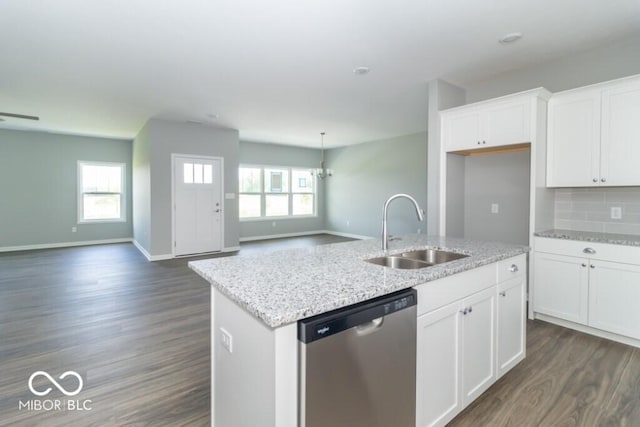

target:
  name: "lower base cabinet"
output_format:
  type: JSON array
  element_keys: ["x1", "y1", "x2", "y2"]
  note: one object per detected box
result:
[
  {"x1": 416, "y1": 255, "x2": 526, "y2": 427},
  {"x1": 496, "y1": 276, "x2": 526, "y2": 377},
  {"x1": 533, "y1": 237, "x2": 640, "y2": 345}
]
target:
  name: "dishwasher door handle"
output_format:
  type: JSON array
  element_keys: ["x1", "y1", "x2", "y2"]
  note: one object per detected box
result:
[{"x1": 355, "y1": 316, "x2": 384, "y2": 336}]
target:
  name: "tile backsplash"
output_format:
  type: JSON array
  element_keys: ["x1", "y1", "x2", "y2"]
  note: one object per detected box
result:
[{"x1": 554, "y1": 188, "x2": 640, "y2": 235}]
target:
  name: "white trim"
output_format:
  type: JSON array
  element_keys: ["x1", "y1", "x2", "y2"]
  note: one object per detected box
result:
[
  {"x1": 239, "y1": 230, "x2": 326, "y2": 242},
  {"x1": 223, "y1": 246, "x2": 241, "y2": 252},
  {"x1": 171, "y1": 154, "x2": 225, "y2": 257},
  {"x1": 0, "y1": 238, "x2": 132, "y2": 253},
  {"x1": 534, "y1": 313, "x2": 640, "y2": 349},
  {"x1": 322, "y1": 230, "x2": 373, "y2": 240},
  {"x1": 239, "y1": 230, "x2": 372, "y2": 242},
  {"x1": 132, "y1": 240, "x2": 174, "y2": 261},
  {"x1": 77, "y1": 160, "x2": 127, "y2": 224}
]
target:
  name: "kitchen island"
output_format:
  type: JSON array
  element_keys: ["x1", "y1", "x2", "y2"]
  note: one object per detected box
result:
[{"x1": 190, "y1": 235, "x2": 529, "y2": 427}]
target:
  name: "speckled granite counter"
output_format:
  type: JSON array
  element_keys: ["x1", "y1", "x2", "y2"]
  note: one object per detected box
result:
[
  {"x1": 189, "y1": 235, "x2": 528, "y2": 328},
  {"x1": 534, "y1": 229, "x2": 640, "y2": 247}
]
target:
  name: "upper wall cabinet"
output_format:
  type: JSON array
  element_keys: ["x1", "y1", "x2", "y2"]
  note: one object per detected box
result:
[
  {"x1": 442, "y1": 89, "x2": 550, "y2": 153},
  {"x1": 547, "y1": 74, "x2": 640, "y2": 187}
]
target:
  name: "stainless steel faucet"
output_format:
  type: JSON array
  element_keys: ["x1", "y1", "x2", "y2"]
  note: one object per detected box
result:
[{"x1": 382, "y1": 194, "x2": 425, "y2": 251}]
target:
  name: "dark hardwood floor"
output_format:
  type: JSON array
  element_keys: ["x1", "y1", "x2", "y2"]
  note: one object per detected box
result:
[{"x1": 1, "y1": 235, "x2": 638, "y2": 426}]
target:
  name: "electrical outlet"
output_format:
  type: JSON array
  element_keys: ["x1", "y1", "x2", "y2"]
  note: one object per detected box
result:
[
  {"x1": 71, "y1": 227, "x2": 77, "y2": 233},
  {"x1": 272, "y1": 221, "x2": 276, "y2": 228},
  {"x1": 491, "y1": 203, "x2": 499, "y2": 214},
  {"x1": 220, "y1": 328, "x2": 233, "y2": 353},
  {"x1": 611, "y1": 206, "x2": 622, "y2": 220}
]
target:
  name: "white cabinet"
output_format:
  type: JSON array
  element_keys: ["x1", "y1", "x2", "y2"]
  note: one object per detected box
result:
[
  {"x1": 460, "y1": 287, "x2": 496, "y2": 404},
  {"x1": 533, "y1": 252, "x2": 589, "y2": 324},
  {"x1": 442, "y1": 96, "x2": 532, "y2": 152},
  {"x1": 415, "y1": 256, "x2": 532, "y2": 427},
  {"x1": 416, "y1": 287, "x2": 496, "y2": 427},
  {"x1": 496, "y1": 256, "x2": 526, "y2": 378},
  {"x1": 588, "y1": 260, "x2": 640, "y2": 340},
  {"x1": 533, "y1": 237, "x2": 640, "y2": 345},
  {"x1": 416, "y1": 301, "x2": 462, "y2": 427},
  {"x1": 547, "y1": 74, "x2": 640, "y2": 187}
]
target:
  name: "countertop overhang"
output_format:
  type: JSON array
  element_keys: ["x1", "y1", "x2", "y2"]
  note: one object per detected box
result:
[{"x1": 189, "y1": 235, "x2": 528, "y2": 328}]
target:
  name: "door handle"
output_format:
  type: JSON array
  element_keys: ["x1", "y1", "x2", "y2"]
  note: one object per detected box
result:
[{"x1": 215, "y1": 208, "x2": 221, "y2": 213}]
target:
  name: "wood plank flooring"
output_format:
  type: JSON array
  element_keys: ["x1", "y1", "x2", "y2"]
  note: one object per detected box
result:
[{"x1": 1, "y1": 235, "x2": 639, "y2": 426}]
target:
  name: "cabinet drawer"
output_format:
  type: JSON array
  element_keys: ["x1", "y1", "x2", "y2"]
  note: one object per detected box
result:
[
  {"x1": 415, "y1": 263, "x2": 495, "y2": 316},
  {"x1": 534, "y1": 237, "x2": 640, "y2": 264},
  {"x1": 497, "y1": 254, "x2": 526, "y2": 282}
]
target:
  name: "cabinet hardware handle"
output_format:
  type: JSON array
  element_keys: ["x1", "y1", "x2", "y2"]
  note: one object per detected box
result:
[
  {"x1": 590, "y1": 264, "x2": 595, "y2": 269},
  {"x1": 509, "y1": 264, "x2": 519, "y2": 273},
  {"x1": 482, "y1": 140, "x2": 486, "y2": 144},
  {"x1": 601, "y1": 178, "x2": 606, "y2": 183},
  {"x1": 460, "y1": 308, "x2": 468, "y2": 315},
  {"x1": 499, "y1": 291, "x2": 506, "y2": 297},
  {"x1": 593, "y1": 178, "x2": 598, "y2": 183},
  {"x1": 583, "y1": 247, "x2": 596, "y2": 254},
  {"x1": 477, "y1": 141, "x2": 481, "y2": 145},
  {"x1": 582, "y1": 263, "x2": 587, "y2": 267},
  {"x1": 468, "y1": 307, "x2": 473, "y2": 313}
]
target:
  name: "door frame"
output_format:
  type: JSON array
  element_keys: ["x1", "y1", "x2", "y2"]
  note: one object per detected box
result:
[{"x1": 171, "y1": 153, "x2": 225, "y2": 257}]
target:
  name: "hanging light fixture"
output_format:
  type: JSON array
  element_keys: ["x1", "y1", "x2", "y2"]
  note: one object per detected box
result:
[{"x1": 310, "y1": 132, "x2": 333, "y2": 179}]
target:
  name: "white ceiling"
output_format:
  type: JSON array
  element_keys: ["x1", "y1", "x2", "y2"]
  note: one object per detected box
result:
[{"x1": 1, "y1": 0, "x2": 639, "y2": 147}]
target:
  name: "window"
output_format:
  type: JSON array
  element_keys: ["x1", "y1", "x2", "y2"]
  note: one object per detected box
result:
[
  {"x1": 239, "y1": 166, "x2": 315, "y2": 219},
  {"x1": 78, "y1": 161, "x2": 125, "y2": 223}
]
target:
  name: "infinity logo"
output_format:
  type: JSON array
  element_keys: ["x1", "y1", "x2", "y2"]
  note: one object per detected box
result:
[{"x1": 28, "y1": 371, "x2": 84, "y2": 397}]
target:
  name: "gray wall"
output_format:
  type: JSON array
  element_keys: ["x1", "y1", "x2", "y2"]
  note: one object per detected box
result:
[
  {"x1": 427, "y1": 80, "x2": 466, "y2": 235},
  {"x1": 463, "y1": 151, "x2": 531, "y2": 245},
  {"x1": 0, "y1": 128, "x2": 132, "y2": 248},
  {"x1": 239, "y1": 141, "x2": 325, "y2": 239},
  {"x1": 132, "y1": 121, "x2": 152, "y2": 251},
  {"x1": 465, "y1": 32, "x2": 640, "y2": 102},
  {"x1": 325, "y1": 132, "x2": 428, "y2": 238},
  {"x1": 132, "y1": 119, "x2": 240, "y2": 257}
]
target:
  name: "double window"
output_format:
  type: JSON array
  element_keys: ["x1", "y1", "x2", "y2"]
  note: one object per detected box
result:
[
  {"x1": 239, "y1": 166, "x2": 315, "y2": 219},
  {"x1": 78, "y1": 161, "x2": 125, "y2": 223}
]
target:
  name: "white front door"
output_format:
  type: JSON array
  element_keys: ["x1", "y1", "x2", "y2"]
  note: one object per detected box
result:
[{"x1": 173, "y1": 155, "x2": 223, "y2": 256}]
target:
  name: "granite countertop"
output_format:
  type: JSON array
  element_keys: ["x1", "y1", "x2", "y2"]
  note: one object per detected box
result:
[
  {"x1": 534, "y1": 229, "x2": 640, "y2": 247},
  {"x1": 189, "y1": 235, "x2": 528, "y2": 328}
]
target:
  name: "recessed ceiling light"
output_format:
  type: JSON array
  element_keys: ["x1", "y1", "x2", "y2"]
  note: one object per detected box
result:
[
  {"x1": 353, "y1": 66, "x2": 370, "y2": 75},
  {"x1": 207, "y1": 113, "x2": 218, "y2": 119},
  {"x1": 499, "y1": 32, "x2": 523, "y2": 44}
]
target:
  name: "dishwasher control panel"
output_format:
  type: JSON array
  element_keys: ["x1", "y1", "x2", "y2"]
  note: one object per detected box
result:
[{"x1": 298, "y1": 289, "x2": 416, "y2": 343}]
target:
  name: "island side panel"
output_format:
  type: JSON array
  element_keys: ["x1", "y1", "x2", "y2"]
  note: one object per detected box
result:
[{"x1": 212, "y1": 288, "x2": 298, "y2": 427}]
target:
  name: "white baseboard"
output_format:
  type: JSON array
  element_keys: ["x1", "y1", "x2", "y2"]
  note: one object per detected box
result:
[
  {"x1": 322, "y1": 230, "x2": 373, "y2": 240},
  {"x1": 239, "y1": 230, "x2": 373, "y2": 243},
  {"x1": 132, "y1": 240, "x2": 174, "y2": 261},
  {"x1": 0, "y1": 238, "x2": 133, "y2": 253},
  {"x1": 224, "y1": 246, "x2": 241, "y2": 252},
  {"x1": 239, "y1": 230, "x2": 326, "y2": 242},
  {"x1": 534, "y1": 312, "x2": 640, "y2": 349}
]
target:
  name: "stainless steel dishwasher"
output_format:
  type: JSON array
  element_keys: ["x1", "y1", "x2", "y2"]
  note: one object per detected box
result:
[{"x1": 298, "y1": 288, "x2": 417, "y2": 427}]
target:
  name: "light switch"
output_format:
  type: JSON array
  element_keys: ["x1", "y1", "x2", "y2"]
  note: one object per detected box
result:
[
  {"x1": 220, "y1": 328, "x2": 233, "y2": 353},
  {"x1": 491, "y1": 203, "x2": 499, "y2": 214}
]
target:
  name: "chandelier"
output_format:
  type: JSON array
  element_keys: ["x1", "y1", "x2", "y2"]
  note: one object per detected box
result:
[{"x1": 310, "y1": 132, "x2": 333, "y2": 179}]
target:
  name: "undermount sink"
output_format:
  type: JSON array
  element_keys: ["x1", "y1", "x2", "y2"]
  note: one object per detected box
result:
[{"x1": 365, "y1": 249, "x2": 469, "y2": 270}]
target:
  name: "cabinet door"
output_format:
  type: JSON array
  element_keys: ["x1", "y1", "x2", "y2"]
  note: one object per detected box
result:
[
  {"x1": 533, "y1": 252, "x2": 589, "y2": 324},
  {"x1": 547, "y1": 89, "x2": 601, "y2": 187},
  {"x1": 443, "y1": 109, "x2": 481, "y2": 152},
  {"x1": 588, "y1": 260, "x2": 640, "y2": 340},
  {"x1": 416, "y1": 302, "x2": 463, "y2": 427},
  {"x1": 461, "y1": 287, "x2": 496, "y2": 406},
  {"x1": 496, "y1": 277, "x2": 526, "y2": 378},
  {"x1": 482, "y1": 99, "x2": 531, "y2": 147},
  {"x1": 600, "y1": 80, "x2": 640, "y2": 186}
]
